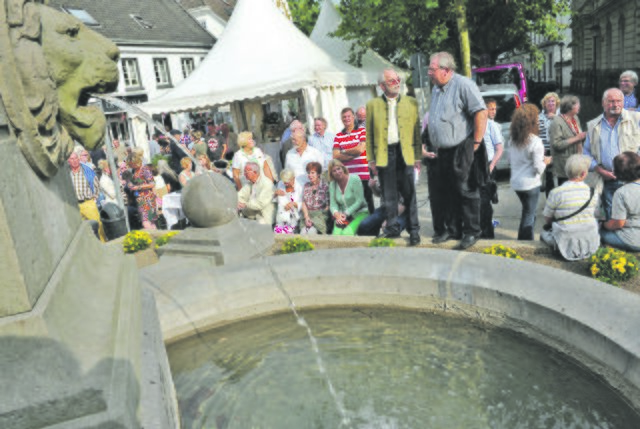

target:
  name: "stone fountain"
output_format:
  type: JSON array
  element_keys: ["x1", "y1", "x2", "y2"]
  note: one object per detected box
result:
[{"x1": 0, "y1": 1, "x2": 176, "y2": 427}]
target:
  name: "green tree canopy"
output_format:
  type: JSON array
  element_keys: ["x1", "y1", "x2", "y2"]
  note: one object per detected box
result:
[
  {"x1": 331, "y1": 0, "x2": 569, "y2": 70},
  {"x1": 288, "y1": 0, "x2": 321, "y2": 36}
]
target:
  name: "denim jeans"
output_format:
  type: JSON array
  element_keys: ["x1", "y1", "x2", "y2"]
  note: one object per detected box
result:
[
  {"x1": 600, "y1": 229, "x2": 640, "y2": 252},
  {"x1": 515, "y1": 188, "x2": 540, "y2": 240},
  {"x1": 602, "y1": 180, "x2": 624, "y2": 221}
]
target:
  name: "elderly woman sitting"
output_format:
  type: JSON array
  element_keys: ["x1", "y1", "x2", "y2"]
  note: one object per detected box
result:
[
  {"x1": 328, "y1": 159, "x2": 368, "y2": 236},
  {"x1": 274, "y1": 168, "x2": 302, "y2": 234},
  {"x1": 540, "y1": 154, "x2": 599, "y2": 260},
  {"x1": 299, "y1": 161, "x2": 329, "y2": 234},
  {"x1": 600, "y1": 152, "x2": 640, "y2": 252}
]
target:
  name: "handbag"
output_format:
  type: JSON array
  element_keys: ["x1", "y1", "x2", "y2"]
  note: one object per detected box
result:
[{"x1": 544, "y1": 187, "x2": 595, "y2": 231}]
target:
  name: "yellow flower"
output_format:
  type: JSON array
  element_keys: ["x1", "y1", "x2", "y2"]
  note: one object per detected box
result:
[
  {"x1": 603, "y1": 253, "x2": 610, "y2": 261},
  {"x1": 591, "y1": 264, "x2": 600, "y2": 276}
]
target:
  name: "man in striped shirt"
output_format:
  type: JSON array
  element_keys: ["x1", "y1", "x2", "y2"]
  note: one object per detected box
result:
[
  {"x1": 333, "y1": 107, "x2": 374, "y2": 213},
  {"x1": 68, "y1": 151, "x2": 107, "y2": 242}
]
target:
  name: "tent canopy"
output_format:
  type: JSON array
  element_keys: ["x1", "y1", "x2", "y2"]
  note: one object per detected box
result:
[
  {"x1": 310, "y1": 0, "x2": 396, "y2": 75},
  {"x1": 139, "y1": 0, "x2": 378, "y2": 116}
]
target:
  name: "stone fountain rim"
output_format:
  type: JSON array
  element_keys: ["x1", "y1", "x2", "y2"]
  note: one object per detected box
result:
[{"x1": 142, "y1": 247, "x2": 640, "y2": 410}]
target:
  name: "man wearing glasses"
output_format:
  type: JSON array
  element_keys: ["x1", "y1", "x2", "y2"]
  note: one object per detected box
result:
[
  {"x1": 619, "y1": 70, "x2": 638, "y2": 111},
  {"x1": 366, "y1": 68, "x2": 422, "y2": 246},
  {"x1": 427, "y1": 51, "x2": 488, "y2": 250}
]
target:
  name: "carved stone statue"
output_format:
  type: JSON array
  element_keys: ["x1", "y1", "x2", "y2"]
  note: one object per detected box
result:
[{"x1": 0, "y1": 0, "x2": 118, "y2": 178}]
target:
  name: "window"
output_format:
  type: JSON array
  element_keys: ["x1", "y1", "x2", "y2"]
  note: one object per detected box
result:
[
  {"x1": 122, "y1": 58, "x2": 141, "y2": 88},
  {"x1": 131, "y1": 14, "x2": 154, "y2": 29},
  {"x1": 62, "y1": 8, "x2": 99, "y2": 26},
  {"x1": 548, "y1": 53, "x2": 553, "y2": 80},
  {"x1": 181, "y1": 58, "x2": 195, "y2": 78},
  {"x1": 153, "y1": 58, "x2": 171, "y2": 87}
]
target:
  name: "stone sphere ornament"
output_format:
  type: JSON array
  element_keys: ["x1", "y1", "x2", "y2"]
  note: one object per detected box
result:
[{"x1": 181, "y1": 171, "x2": 238, "y2": 227}]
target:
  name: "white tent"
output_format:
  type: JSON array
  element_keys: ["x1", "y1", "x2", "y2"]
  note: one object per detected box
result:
[
  {"x1": 310, "y1": 0, "x2": 426, "y2": 114},
  {"x1": 310, "y1": 0, "x2": 395, "y2": 108},
  {"x1": 139, "y1": 0, "x2": 378, "y2": 133}
]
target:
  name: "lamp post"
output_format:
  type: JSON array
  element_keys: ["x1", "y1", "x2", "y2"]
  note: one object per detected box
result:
[{"x1": 558, "y1": 41, "x2": 565, "y2": 93}]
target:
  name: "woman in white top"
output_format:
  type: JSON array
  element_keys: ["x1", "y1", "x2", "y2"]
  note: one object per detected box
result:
[
  {"x1": 231, "y1": 131, "x2": 275, "y2": 191},
  {"x1": 510, "y1": 104, "x2": 552, "y2": 240}
]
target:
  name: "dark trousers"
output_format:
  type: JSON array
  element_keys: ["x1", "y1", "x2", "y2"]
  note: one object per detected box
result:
[
  {"x1": 430, "y1": 145, "x2": 481, "y2": 237},
  {"x1": 479, "y1": 168, "x2": 496, "y2": 238},
  {"x1": 515, "y1": 188, "x2": 540, "y2": 240},
  {"x1": 362, "y1": 178, "x2": 375, "y2": 214},
  {"x1": 357, "y1": 206, "x2": 408, "y2": 236},
  {"x1": 377, "y1": 144, "x2": 419, "y2": 235}
]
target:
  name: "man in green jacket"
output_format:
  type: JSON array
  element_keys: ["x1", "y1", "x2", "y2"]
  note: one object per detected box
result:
[{"x1": 366, "y1": 68, "x2": 422, "y2": 245}]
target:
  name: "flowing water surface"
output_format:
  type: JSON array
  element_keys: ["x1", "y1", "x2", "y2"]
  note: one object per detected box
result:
[{"x1": 168, "y1": 308, "x2": 640, "y2": 429}]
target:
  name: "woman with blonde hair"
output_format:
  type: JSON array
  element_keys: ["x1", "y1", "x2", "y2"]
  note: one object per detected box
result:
[
  {"x1": 178, "y1": 157, "x2": 196, "y2": 187},
  {"x1": 510, "y1": 103, "x2": 552, "y2": 240},
  {"x1": 197, "y1": 154, "x2": 213, "y2": 171},
  {"x1": 231, "y1": 131, "x2": 274, "y2": 191},
  {"x1": 539, "y1": 92, "x2": 560, "y2": 195},
  {"x1": 548, "y1": 95, "x2": 587, "y2": 187},
  {"x1": 328, "y1": 159, "x2": 368, "y2": 236}
]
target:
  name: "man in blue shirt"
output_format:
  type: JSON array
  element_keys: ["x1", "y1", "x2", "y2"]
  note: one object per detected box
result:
[
  {"x1": 427, "y1": 52, "x2": 488, "y2": 250},
  {"x1": 619, "y1": 70, "x2": 638, "y2": 111},
  {"x1": 583, "y1": 88, "x2": 640, "y2": 220}
]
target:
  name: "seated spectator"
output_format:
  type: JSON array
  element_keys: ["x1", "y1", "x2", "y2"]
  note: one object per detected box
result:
[
  {"x1": 328, "y1": 159, "x2": 368, "y2": 236},
  {"x1": 357, "y1": 176, "x2": 408, "y2": 236},
  {"x1": 600, "y1": 151, "x2": 640, "y2": 252},
  {"x1": 97, "y1": 159, "x2": 118, "y2": 206},
  {"x1": 540, "y1": 154, "x2": 599, "y2": 260},
  {"x1": 124, "y1": 152, "x2": 158, "y2": 230},
  {"x1": 274, "y1": 169, "x2": 301, "y2": 234},
  {"x1": 179, "y1": 157, "x2": 196, "y2": 187},
  {"x1": 197, "y1": 154, "x2": 213, "y2": 172},
  {"x1": 299, "y1": 162, "x2": 329, "y2": 235},
  {"x1": 157, "y1": 159, "x2": 181, "y2": 192},
  {"x1": 237, "y1": 161, "x2": 275, "y2": 225}
]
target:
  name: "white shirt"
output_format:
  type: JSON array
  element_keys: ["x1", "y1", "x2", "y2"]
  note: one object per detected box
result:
[
  {"x1": 387, "y1": 97, "x2": 399, "y2": 144},
  {"x1": 284, "y1": 145, "x2": 324, "y2": 187}
]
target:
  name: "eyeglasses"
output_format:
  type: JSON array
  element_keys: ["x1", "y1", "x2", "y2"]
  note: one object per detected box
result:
[
  {"x1": 428, "y1": 66, "x2": 447, "y2": 73},
  {"x1": 385, "y1": 77, "x2": 401, "y2": 85}
]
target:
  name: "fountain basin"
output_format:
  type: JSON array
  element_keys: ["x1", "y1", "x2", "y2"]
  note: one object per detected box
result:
[{"x1": 140, "y1": 247, "x2": 640, "y2": 411}]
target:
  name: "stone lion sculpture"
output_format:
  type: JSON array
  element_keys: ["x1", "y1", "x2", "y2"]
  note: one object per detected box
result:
[{"x1": 0, "y1": 0, "x2": 119, "y2": 178}]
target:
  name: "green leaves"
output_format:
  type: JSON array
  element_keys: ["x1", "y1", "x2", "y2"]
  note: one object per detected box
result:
[{"x1": 332, "y1": 0, "x2": 570, "y2": 69}]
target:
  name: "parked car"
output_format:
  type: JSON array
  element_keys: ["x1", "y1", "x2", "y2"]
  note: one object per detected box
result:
[
  {"x1": 473, "y1": 62, "x2": 528, "y2": 104},
  {"x1": 479, "y1": 84, "x2": 522, "y2": 171}
]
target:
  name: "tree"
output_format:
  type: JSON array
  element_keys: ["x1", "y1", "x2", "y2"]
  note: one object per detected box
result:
[
  {"x1": 288, "y1": 0, "x2": 321, "y2": 36},
  {"x1": 333, "y1": 0, "x2": 570, "y2": 73}
]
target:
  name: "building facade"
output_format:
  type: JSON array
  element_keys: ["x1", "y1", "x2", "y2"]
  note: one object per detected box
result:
[
  {"x1": 499, "y1": 13, "x2": 572, "y2": 94},
  {"x1": 571, "y1": 0, "x2": 637, "y2": 99},
  {"x1": 48, "y1": 0, "x2": 215, "y2": 141}
]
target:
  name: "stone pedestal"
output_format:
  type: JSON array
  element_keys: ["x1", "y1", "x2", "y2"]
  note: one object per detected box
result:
[{"x1": 0, "y1": 137, "x2": 178, "y2": 428}]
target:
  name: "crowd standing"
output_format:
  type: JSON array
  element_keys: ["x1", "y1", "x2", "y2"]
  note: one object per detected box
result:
[{"x1": 69, "y1": 59, "x2": 640, "y2": 259}]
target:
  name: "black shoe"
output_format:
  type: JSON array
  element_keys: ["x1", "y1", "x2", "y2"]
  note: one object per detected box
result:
[
  {"x1": 409, "y1": 232, "x2": 421, "y2": 246},
  {"x1": 457, "y1": 235, "x2": 479, "y2": 250},
  {"x1": 432, "y1": 232, "x2": 452, "y2": 244},
  {"x1": 379, "y1": 229, "x2": 401, "y2": 239}
]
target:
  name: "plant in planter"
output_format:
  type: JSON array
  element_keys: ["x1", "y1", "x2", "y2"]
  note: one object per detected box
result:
[
  {"x1": 155, "y1": 231, "x2": 179, "y2": 249},
  {"x1": 368, "y1": 237, "x2": 396, "y2": 248},
  {"x1": 589, "y1": 247, "x2": 639, "y2": 286},
  {"x1": 122, "y1": 230, "x2": 153, "y2": 254},
  {"x1": 481, "y1": 244, "x2": 523, "y2": 260},
  {"x1": 281, "y1": 237, "x2": 314, "y2": 254}
]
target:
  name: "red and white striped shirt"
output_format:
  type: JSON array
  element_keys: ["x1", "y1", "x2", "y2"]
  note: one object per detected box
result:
[{"x1": 333, "y1": 127, "x2": 369, "y2": 181}]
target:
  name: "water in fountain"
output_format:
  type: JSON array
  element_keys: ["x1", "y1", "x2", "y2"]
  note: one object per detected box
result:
[
  {"x1": 95, "y1": 95, "x2": 352, "y2": 426},
  {"x1": 168, "y1": 307, "x2": 640, "y2": 428}
]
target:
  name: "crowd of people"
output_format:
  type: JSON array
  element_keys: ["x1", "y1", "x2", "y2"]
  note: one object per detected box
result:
[{"x1": 68, "y1": 53, "x2": 640, "y2": 259}]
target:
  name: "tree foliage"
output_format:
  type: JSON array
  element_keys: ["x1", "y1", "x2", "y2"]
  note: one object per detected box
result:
[
  {"x1": 288, "y1": 0, "x2": 321, "y2": 36},
  {"x1": 332, "y1": 0, "x2": 570, "y2": 69}
]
